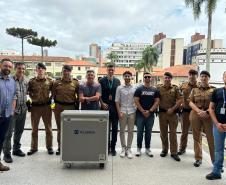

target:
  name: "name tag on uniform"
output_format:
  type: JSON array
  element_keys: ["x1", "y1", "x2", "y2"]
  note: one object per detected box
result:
[{"x1": 220, "y1": 108, "x2": 225, "y2": 115}]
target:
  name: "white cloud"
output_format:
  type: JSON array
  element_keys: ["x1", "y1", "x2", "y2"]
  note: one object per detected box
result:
[{"x1": 0, "y1": 0, "x2": 225, "y2": 57}]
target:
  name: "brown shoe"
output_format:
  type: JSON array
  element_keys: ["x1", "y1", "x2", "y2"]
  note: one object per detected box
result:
[{"x1": 0, "y1": 162, "x2": 10, "y2": 171}]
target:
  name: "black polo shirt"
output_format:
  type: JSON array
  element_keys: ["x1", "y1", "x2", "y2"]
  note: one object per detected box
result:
[
  {"x1": 211, "y1": 87, "x2": 226, "y2": 124},
  {"x1": 99, "y1": 76, "x2": 120, "y2": 105}
]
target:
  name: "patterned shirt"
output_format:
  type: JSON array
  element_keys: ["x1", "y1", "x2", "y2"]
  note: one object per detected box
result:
[
  {"x1": 14, "y1": 76, "x2": 28, "y2": 114},
  {"x1": 115, "y1": 84, "x2": 136, "y2": 114},
  {"x1": 0, "y1": 73, "x2": 17, "y2": 117}
]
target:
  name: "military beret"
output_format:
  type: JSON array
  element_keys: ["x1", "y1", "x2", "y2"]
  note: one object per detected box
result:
[
  {"x1": 164, "y1": 72, "x2": 173, "y2": 78},
  {"x1": 36, "y1": 63, "x2": 46, "y2": 70},
  {"x1": 63, "y1": 65, "x2": 73, "y2": 71},
  {"x1": 200, "y1": 70, "x2": 210, "y2": 78},
  {"x1": 188, "y1": 69, "x2": 198, "y2": 75}
]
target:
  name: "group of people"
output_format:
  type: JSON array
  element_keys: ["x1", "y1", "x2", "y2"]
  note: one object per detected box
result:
[{"x1": 0, "y1": 58, "x2": 225, "y2": 181}]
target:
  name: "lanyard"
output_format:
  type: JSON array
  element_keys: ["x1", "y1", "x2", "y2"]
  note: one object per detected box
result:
[
  {"x1": 223, "y1": 89, "x2": 226, "y2": 107},
  {"x1": 108, "y1": 79, "x2": 114, "y2": 90}
]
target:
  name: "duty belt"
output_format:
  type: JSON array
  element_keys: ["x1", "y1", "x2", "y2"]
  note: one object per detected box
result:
[
  {"x1": 159, "y1": 108, "x2": 181, "y2": 115},
  {"x1": 32, "y1": 101, "x2": 51, "y2": 106},
  {"x1": 159, "y1": 108, "x2": 167, "y2": 112},
  {"x1": 54, "y1": 99, "x2": 75, "y2": 106}
]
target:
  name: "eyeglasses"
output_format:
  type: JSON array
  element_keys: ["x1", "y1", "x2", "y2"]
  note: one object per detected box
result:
[{"x1": 144, "y1": 76, "x2": 151, "y2": 79}]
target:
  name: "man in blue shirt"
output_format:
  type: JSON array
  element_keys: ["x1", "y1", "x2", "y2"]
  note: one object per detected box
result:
[
  {"x1": 206, "y1": 71, "x2": 226, "y2": 180},
  {"x1": 0, "y1": 58, "x2": 17, "y2": 171}
]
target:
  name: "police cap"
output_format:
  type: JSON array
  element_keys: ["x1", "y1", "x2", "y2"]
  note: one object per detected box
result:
[
  {"x1": 63, "y1": 65, "x2": 73, "y2": 71},
  {"x1": 200, "y1": 70, "x2": 210, "y2": 78},
  {"x1": 164, "y1": 72, "x2": 173, "y2": 78},
  {"x1": 36, "y1": 63, "x2": 46, "y2": 70}
]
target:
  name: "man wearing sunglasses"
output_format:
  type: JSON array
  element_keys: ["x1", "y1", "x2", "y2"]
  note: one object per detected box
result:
[
  {"x1": 52, "y1": 65, "x2": 79, "y2": 155},
  {"x1": 157, "y1": 72, "x2": 183, "y2": 161},
  {"x1": 134, "y1": 72, "x2": 160, "y2": 157}
]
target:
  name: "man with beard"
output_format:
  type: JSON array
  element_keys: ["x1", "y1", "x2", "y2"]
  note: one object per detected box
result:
[
  {"x1": 52, "y1": 65, "x2": 79, "y2": 155},
  {"x1": 0, "y1": 58, "x2": 17, "y2": 171},
  {"x1": 79, "y1": 70, "x2": 101, "y2": 110},
  {"x1": 3, "y1": 62, "x2": 28, "y2": 163}
]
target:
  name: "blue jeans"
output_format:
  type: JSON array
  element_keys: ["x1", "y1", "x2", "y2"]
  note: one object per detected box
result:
[
  {"x1": 212, "y1": 124, "x2": 226, "y2": 175},
  {"x1": 136, "y1": 112, "x2": 155, "y2": 149}
]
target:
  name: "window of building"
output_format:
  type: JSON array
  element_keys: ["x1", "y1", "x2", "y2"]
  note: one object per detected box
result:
[
  {"x1": 78, "y1": 66, "x2": 81, "y2": 71},
  {"x1": 45, "y1": 62, "x2": 51, "y2": 66},
  {"x1": 55, "y1": 62, "x2": 63, "y2": 67}
]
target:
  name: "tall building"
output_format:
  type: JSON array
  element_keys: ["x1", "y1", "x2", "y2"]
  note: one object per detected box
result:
[
  {"x1": 191, "y1": 32, "x2": 205, "y2": 43},
  {"x1": 153, "y1": 32, "x2": 166, "y2": 44},
  {"x1": 153, "y1": 37, "x2": 184, "y2": 68},
  {"x1": 105, "y1": 42, "x2": 150, "y2": 67},
  {"x1": 194, "y1": 48, "x2": 226, "y2": 84},
  {"x1": 89, "y1": 43, "x2": 101, "y2": 63},
  {"x1": 183, "y1": 34, "x2": 223, "y2": 65}
]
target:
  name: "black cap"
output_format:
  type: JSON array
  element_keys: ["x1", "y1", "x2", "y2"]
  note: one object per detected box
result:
[
  {"x1": 63, "y1": 65, "x2": 72, "y2": 71},
  {"x1": 200, "y1": 70, "x2": 210, "y2": 78},
  {"x1": 36, "y1": 63, "x2": 46, "y2": 70},
  {"x1": 164, "y1": 72, "x2": 173, "y2": 78},
  {"x1": 188, "y1": 69, "x2": 198, "y2": 75}
]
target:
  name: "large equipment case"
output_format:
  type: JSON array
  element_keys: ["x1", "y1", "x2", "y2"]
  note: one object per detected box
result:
[{"x1": 60, "y1": 110, "x2": 109, "y2": 169}]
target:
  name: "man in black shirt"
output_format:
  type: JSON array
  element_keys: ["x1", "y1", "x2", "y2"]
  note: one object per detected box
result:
[
  {"x1": 206, "y1": 71, "x2": 226, "y2": 180},
  {"x1": 99, "y1": 63, "x2": 120, "y2": 156},
  {"x1": 134, "y1": 72, "x2": 160, "y2": 157}
]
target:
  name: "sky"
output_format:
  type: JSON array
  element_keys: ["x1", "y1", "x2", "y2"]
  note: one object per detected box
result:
[{"x1": 0, "y1": 0, "x2": 226, "y2": 58}]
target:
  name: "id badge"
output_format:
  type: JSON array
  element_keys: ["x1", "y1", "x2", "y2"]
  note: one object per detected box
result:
[
  {"x1": 220, "y1": 108, "x2": 225, "y2": 115},
  {"x1": 109, "y1": 95, "x2": 112, "y2": 101}
]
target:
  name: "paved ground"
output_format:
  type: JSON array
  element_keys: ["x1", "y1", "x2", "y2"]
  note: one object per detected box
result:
[{"x1": 0, "y1": 113, "x2": 226, "y2": 185}]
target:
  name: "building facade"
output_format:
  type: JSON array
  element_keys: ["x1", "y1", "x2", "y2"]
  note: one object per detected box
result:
[
  {"x1": 89, "y1": 43, "x2": 101, "y2": 63},
  {"x1": 105, "y1": 42, "x2": 151, "y2": 67},
  {"x1": 153, "y1": 37, "x2": 184, "y2": 68}
]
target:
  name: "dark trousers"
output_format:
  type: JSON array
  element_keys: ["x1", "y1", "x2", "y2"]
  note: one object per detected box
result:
[
  {"x1": 108, "y1": 105, "x2": 119, "y2": 151},
  {"x1": 3, "y1": 111, "x2": 26, "y2": 155},
  {"x1": 0, "y1": 116, "x2": 11, "y2": 160}
]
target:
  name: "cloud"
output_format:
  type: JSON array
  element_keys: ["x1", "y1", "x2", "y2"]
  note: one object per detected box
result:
[{"x1": 0, "y1": 0, "x2": 225, "y2": 57}]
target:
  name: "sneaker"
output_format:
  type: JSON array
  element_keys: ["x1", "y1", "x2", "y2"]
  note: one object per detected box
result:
[
  {"x1": 126, "y1": 149, "x2": 133, "y2": 159},
  {"x1": 145, "y1": 148, "x2": 154, "y2": 157},
  {"x1": 0, "y1": 162, "x2": 10, "y2": 171},
  {"x1": 3, "y1": 154, "x2": 13, "y2": 163},
  {"x1": 194, "y1": 160, "x2": 202, "y2": 167},
  {"x1": 206, "y1": 172, "x2": 221, "y2": 180},
  {"x1": 136, "y1": 148, "x2": 141, "y2": 157},
  {"x1": 120, "y1": 148, "x2": 126, "y2": 158}
]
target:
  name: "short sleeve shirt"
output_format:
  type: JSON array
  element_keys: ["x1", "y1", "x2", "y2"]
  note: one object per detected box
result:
[
  {"x1": 211, "y1": 87, "x2": 226, "y2": 124},
  {"x1": 79, "y1": 82, "x2": 101, "y2": 110},
  {"x1": 134, "y1": 85, "x2": 160, "y2": 114}
]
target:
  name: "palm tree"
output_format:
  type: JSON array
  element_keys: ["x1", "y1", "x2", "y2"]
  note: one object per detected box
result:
[
  {"x1": 27, "y1": 36, "x2": 57, "y2": 62},
  {"x1": 6, "y1": 27, "x2": 37, "y2": 62},
  {"x1": 136, "y1": 46, "x2": 159, "y2": 72},
  {"x1": 135, "y1": 46, "x2": 159, "y2": 82},
  {"x1": 185, "y1": 0, "x2": 218, "y2": 72}
]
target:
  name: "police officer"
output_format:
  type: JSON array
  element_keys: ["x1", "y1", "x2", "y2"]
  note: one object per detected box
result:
[
  {"x1": 157, "y1": 72, "x2": 183, "y2": 162},
  {"x1": 189, "y1": 70, "x2": 215, "y2": 167},
  {"x1": 52, "y1": 65, "x2": 79, "y2": 155},
  {"x1": 178, "y1": 69, "x2": 199, "y2": 155},
  {"x1": 27, "y1": 63, "x2": 54, "y2": 155}
]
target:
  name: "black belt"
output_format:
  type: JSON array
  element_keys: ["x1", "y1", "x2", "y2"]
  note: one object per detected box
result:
[
  {"x1": 32, "y1": 101, "x2": 51, "y2": 106},
  {"x1": 183, "y1": 108, "x2": 191, "y2": 113},
  {"x1": 55, "y1": 99, "x2": 75, "y2": 106},
  {"x1": 159, "y1": 108, "x2": 167, "y2": 112}
]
